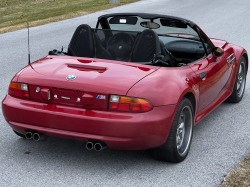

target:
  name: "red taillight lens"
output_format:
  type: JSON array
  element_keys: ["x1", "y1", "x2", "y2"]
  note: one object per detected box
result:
[
  {"x1": 8, "y1": 82, "x2": 30, "y2": 99},
  {"x1": 118, "y1": 103, "x2": 130, "y2": 111},
  {"x1": 109, "y1": 95, "x2": 153, "y2": 112},
  {"x1": 109, "y1": 102, "x2": 119, "y2": 110}
]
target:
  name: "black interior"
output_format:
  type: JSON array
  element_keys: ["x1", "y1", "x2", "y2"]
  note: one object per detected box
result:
[
  {"x1": 106, "y1": 32, "x2": 134, "y2": 61},
  {"x1": 165, "y1": 40, "x2": 205, "y2": 64},
  {"x1": 62, "y1": 25, "x2": 173, "y2": 66},
  {"x1": 50, "y1": 24, "x2": 205, "y2": 67},
  {"x1": 48, "y1": 13, "x2": 211, "y2": 67},
  {"x1": 95, "y1": 33, "x2": 113, "y2": 60}
]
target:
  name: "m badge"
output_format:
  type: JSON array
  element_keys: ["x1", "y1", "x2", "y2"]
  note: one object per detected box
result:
[{"x1": 96, "y1": 95, "x2": 106, "y2": 100}]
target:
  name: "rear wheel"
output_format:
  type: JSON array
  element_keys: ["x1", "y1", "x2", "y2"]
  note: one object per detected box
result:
[
  {"x1": 150, "y1": 97, "x2": 194, "y2": 163},
  {"x1": 226, "y1": 57, "x2": 247, "y2": 103}
]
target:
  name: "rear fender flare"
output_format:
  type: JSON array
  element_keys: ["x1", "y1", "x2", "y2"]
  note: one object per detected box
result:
[
  {"x1": 126, "y1": 66, "x2": 199, "y2": 107},
  {"x1": 176, "y1": 88, "x2": 198, "y2": 117}
]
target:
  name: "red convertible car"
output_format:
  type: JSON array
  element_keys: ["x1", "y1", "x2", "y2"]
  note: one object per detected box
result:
[{"x1": 2, "y1": 13, "x2": 248, "y2": 163}]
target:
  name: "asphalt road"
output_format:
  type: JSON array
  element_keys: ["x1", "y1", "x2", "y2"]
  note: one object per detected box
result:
[{"x1": 0, "y1": 0, "x2": 250, "y2": 186}]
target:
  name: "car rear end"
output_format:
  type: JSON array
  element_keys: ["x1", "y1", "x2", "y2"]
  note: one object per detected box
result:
[{"x1": 2, "y1": 56, "x2": 176, "y2": 150}]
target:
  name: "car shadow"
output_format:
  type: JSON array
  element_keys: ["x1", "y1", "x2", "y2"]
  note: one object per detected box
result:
[{"x1": 7, "y1": 132, "x2": 178, "y2": 174}]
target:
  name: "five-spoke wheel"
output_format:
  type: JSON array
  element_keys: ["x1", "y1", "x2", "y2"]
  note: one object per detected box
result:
[
  {"x1": 150, "y1": 97, "x2": 194, "y2": 163},
  {"x1": 236, "y1": 61, "x2": 246, "y2": 98},
  {"x1": 176, "y1": 105, "x2": 193, "y2": 157},
  {"x1": 227, "y1": 56, "x2": 247, "y2": 103}
]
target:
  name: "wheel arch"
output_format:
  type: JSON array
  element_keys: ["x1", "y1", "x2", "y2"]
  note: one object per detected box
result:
[
  {"x1": 183, "y1": 92, "x2": 196, "y2": 116},
  {"x1": 242, "y1": 53, "x2": 248, "y2": 75}
]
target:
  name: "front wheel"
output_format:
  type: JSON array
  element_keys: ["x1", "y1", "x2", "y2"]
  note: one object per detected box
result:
[
  {"x1": 226, "y1": 56, "x2": 247, "y2": 103},
  {"x1": 150, "y1": 97, "x2": 194, "y2": 163}
]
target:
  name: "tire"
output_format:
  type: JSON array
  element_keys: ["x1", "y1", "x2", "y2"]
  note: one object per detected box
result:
[
  {"x1": 149, "y1": 97, "x2": 194, "y2": 163},
  {"x1": 13, "y1": 130, "x2": 26, "y2": 138},
  {"x1": 226, "y1": 56, "x2": 247, "y2": 103}
]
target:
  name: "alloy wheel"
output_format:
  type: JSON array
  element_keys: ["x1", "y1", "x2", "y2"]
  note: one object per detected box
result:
[
  {"x1": 176, "y1": 105, "x2": 193, "y2": 157},
  {"x1": 236, "y1": 61, "x2": 246, "y2": 98}
]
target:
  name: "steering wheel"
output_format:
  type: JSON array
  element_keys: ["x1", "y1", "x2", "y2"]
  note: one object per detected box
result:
[{"x1": 106, "y1": 33, "x2": 134, "y2": 61}]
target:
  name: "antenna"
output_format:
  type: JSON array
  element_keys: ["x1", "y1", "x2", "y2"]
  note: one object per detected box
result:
[{"x1": 27, "y1": 22, "x2": 31, "y2": 65}]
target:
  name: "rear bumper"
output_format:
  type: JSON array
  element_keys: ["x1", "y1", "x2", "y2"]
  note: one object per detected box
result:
[{"x1": 2, "y1": 94, "x2": 177, "y2": 150}]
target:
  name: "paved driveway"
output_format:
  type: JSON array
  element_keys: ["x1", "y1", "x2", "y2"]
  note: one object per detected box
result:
[{"x1": 0, "y1": 0, "x2": 250, "y2": 186}]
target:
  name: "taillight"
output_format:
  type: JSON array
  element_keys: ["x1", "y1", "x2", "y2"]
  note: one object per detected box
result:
[
  {"x1": 8, "y1": 82, "x2": 30, "y2": 99},
  {"x1": 109, "y1": 95, "x2": 153, "y2": 112}
]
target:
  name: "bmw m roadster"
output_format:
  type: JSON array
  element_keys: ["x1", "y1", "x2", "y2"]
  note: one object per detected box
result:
[{"x1": 2, "y1": 13, "x2": 248, "y2": 163}]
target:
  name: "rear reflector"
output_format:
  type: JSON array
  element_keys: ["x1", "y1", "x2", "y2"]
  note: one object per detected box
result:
[
  {"x1": 109, "y1": 95, "x2": 152, "y2": 112},
  {"x1": 8, "y1": 82, "x2": 30, "y2": 99}
]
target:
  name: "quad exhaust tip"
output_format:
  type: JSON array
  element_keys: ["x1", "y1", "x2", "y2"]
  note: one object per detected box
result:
[
  {"x1": 25, "y1": 131, "x2": 45, "y2": 141},
  {"x1": 33, "y1": 133, "x2": 40, "y2": 141},
  {"x1": 86, "y1": 141, "x2": 107, "y2": 151},
  {"x1": 25, "y1": 132, "x2": 33, "y2": 140},
  {"x1": 94, "y1": 143, "x2": 106, "y2": 151},
  {"x1": 86, "y1": 142, "x2": 94, "y2": 150}
]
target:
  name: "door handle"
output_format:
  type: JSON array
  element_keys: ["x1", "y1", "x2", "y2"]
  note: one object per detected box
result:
[{"x1": 200, "y1": 72, "x2": 207, "y2": 79}]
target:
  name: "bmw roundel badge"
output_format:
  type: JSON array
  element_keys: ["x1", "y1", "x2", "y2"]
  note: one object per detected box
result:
[{"x1": 66, "y1": 75, "x2": 76, "y2": 81}]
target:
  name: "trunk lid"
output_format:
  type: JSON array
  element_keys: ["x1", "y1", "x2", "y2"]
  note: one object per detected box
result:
[{"x1": 18, "y1": 56, "x2": 158, "y2": 110}]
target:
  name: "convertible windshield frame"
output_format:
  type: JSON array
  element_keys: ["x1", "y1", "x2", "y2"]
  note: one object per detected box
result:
[
  {"x1": 97, "y1": 13, "x2": 215, "y2": 57},
  {"x1": 98, "y1": 13, "x2": 195, "y2": 27}
]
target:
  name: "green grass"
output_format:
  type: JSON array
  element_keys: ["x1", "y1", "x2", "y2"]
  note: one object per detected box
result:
[
  {"x1": 0, "y1": 0, "x2": 140, "y2": 33},
  {"x1": 219, "y1": 155, "x2": 250, "y2": 187}
]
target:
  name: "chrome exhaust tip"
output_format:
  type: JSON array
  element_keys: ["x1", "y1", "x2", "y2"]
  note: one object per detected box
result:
[
  {"x1": 32, "y1": 133, "x2": 40, "y2": 141},
  {"x1": 86, "y1": 142, "x2": 94, "y2": 150},
  {"x1": 94, "y1": 142, "x2": 106, "y2": 151},
  {"x1": 25, "y1": 132, "x2": 33, "y2": 140}
]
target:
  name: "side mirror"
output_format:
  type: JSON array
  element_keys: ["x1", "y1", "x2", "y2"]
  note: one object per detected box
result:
[{"x1": 211, "y1": 47, "x2": 224, "y2": 61}]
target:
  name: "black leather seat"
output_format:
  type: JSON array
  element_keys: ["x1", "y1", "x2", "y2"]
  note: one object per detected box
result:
[
  {"x1": 130, "y1": 29, "x2": 161, "y2": 62},
  {"x1": 68, "y1": 24, "x2": 95, "y2": 58},
  {"x1": 68, "y1": 24, "x2": 112, "y2": 60}
]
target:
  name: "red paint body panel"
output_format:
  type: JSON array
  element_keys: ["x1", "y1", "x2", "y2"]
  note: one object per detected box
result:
[
  {"x1": 193, "y1": 39, "x2": 248, "y2": 123},
  {"x1": 2, "y1": 94, "x2": 176, "y2": 150},
  {"x1": 18, "y1": 56, "x2": 158, "y2": 96},
  {"x1": 127, "y1": 66, "x2": 198, "y2": 106},
  {"x1": 189, "y1": 43, "x2": 233, "y2": 112}
]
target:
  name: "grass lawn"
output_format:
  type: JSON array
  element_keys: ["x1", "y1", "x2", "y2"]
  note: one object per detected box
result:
[
  {"x1": 0, "y1": 0, "x2": 139, "y2": 34},
  {"x1": 219, "y1": 155, "x2": 250, "y2": 187}
]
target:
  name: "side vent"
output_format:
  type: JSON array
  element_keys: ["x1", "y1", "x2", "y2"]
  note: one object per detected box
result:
[{"x1": 227, "y1": 54, "x2": 235, "y2": 64}]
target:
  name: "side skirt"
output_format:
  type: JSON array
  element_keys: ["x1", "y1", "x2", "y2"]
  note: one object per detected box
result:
[{"x1": 194, "y1": 88, "x2": 232, "y2": 124}]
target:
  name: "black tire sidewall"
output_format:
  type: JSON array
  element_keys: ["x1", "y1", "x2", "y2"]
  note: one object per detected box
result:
[
  {"x1": 171, "y1": 98, "x2": 194, "y2": 161},
  {"x1": 231, "y1": 57, "x2": 247, "y2": 102},
  {"x1": 155, "y1": 97, "x2": 194, "y2": 163}
]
